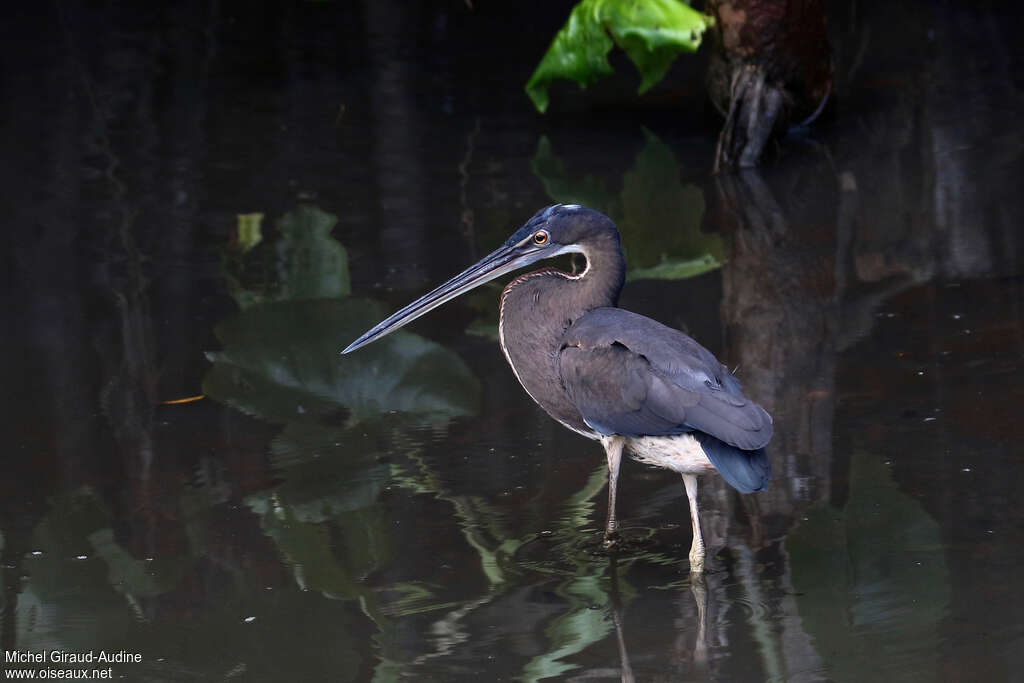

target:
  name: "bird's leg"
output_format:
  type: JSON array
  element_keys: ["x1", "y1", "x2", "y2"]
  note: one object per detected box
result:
[
  {"x1": 602, "y1": 436, "x2": 625, "y2": 548},
  {"x1": 682, "y1": 474, "x2": 705, "y2": 573}
]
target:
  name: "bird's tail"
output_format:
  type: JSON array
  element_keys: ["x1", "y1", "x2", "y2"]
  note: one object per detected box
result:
[{"x1": 695, "y1": 432, "x2": 771, "y2": 493}]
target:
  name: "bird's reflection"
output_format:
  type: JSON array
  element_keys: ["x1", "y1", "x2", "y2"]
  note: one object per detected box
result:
[
  {"x1": 604, "y1": 557, "x2": 725, "y2": 682},
  {"x1": 606, "y1": 557, "x2": 634, "y2": 683}
]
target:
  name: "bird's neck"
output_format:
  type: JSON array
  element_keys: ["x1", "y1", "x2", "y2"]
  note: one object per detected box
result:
[
  {"x1": 567, "y1": 234, "x2": 627, "y2": 311},
  {"x1": 496, "y1": 235, "x2": 626, "y2": 435},
  {"x1": 501, "y1": 234, "x2": 626, "y2": 323}
]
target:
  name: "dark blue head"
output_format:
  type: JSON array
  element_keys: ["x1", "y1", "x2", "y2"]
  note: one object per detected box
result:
[{"x1": 504, "y1": 204, "x2": 620, "y2": 253}]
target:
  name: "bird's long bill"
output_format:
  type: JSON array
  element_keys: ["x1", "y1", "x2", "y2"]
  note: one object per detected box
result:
[{"x1": 342, "y1": 241, "x2": 543, "y2": 354}]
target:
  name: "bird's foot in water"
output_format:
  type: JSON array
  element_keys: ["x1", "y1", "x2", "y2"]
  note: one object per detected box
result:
[{"x1": 688, "y1": 545, "x2": 706, "y2": 574}]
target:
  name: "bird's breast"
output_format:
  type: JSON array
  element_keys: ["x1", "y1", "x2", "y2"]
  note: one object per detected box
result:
[{"x1": 498, "y1": 271, "x2": 594, "y2": 437}]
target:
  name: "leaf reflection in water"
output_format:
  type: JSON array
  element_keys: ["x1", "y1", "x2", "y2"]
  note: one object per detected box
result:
[
  {"x1": 786, "y1": 451, "x2": 950, "y2": 681},
  {"x1": 225, "y1": 204, "x2": 350, "y2": 308},
  {"x1": 205, "y1": 298, "x2": 479, "y2": 425},
  {"x1": 532, "y1": 130, "x2": 724, "y2": 281},
  {"x1": 205, "y1": 204, "x2": 487, "y2": 677}
]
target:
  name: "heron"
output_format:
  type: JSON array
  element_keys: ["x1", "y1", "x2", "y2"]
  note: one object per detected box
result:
[{"x1": 343, "y1": 205, "x2": 772, "y2": 573}]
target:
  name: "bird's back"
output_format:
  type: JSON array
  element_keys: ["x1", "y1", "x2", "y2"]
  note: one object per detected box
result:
[{"x1": 558, "y1": 307, "x2": 773, "y2": 451}]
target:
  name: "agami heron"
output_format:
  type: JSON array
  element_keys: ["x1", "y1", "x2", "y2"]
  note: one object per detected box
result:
[{"x1": 343, "y1": 205, "x2": 772, "y2": 573}]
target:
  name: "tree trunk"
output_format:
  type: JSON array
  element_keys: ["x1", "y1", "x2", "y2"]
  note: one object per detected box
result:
[{"x1": 707, "y1": 0, "x2": 832, "y2": 170}]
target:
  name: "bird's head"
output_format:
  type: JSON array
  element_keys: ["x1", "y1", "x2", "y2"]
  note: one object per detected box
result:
[
  {"x1": 503, "y1": 204, "x2": 619, "y2": 256},
  {"x1": 342, "y1": 204, "x2": 617, "y2": 354}
]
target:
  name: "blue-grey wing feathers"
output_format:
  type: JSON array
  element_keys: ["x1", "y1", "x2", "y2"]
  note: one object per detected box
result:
[
  {"x1": 557, "y1": 307, "x2": 773, "y2": 491},
  {"x1": 694, "y1": 432, "x2": 770, "y2": 493}
]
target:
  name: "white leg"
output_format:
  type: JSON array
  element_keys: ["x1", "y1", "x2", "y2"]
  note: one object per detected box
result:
[
  {"x1": 682, "y1": 474, "x2": 705, "y2": 573},
  {"x1": 602, "y1": 436, "x2": 625, "y2": 547}
]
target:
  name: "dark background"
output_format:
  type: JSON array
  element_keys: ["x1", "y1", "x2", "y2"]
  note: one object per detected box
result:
[{"x1": 2, "y1": 1, "x2": 1023, "y2": 680}]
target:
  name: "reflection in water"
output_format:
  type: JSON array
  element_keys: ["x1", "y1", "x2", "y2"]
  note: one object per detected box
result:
[
  {"x1": 5, "y1": 203, "x2": 487, "y2": 679},
  {"x1": 205, "y1": 298, "x2": 478, "y2": 423},
  {"x1": 533, "y1": 131, "x2": 725, "y2": 282},
  {"x1": 224, "y1": 205, "x2": 349, "y2": 309},
  {"x1": 207, "y1": 205, "x2": 489, "y2": 676},
  {"x1": 788, "y1": 450, "x2": 949, "y2": 681},
  {"x1": 708, "y1": 142, "x2": 989, "y2": 678},
  {"x1": 715, "y1": 164, "x2": 843, "y2": 531},
  {"x1": 709, "y1": 162, "x2": 862, "y2": 679},
  {"x1": 3, "y1": 1, "x2": 1024, "y2": 679},
  {"x1": 4, "y1": 147, "x2": 986, "y2": 683}
]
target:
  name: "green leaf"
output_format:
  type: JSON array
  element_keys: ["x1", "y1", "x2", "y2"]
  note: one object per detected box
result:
[
  {"x1": 526, "y1": 2, "x2": 616, "y2": 112},
  {"x1": 525, "y1": 0, "x2": 714, "y2": 112},
  {"x1": 618, "y1": 43, "x2": 681, "y2": 94},
  {"x1": 606, "y1": 0, "x2": 713, "y2": 92}
]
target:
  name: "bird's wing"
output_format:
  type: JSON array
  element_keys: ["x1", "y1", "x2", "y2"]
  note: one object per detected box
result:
[
  {"x1": 557, "y1": 308, "x2": 773, "y2": 451},
  {"x1": 693, "y1": 432, "x2": 770, "y2": 493}
]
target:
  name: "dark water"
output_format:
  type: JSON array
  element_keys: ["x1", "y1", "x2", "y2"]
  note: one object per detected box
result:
[{"x1": 3, "y1": 1, "x2": 1024, "y2": 680}]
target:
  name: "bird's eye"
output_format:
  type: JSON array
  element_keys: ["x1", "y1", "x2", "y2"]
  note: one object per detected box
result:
[{"x1": 533, "y1": 230, "x2": 549, "y2": 245}]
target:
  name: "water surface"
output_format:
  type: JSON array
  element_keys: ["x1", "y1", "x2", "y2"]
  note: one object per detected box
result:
[{"x1": 2, "y1": 1, "x2": 1023, "y2": 680}]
